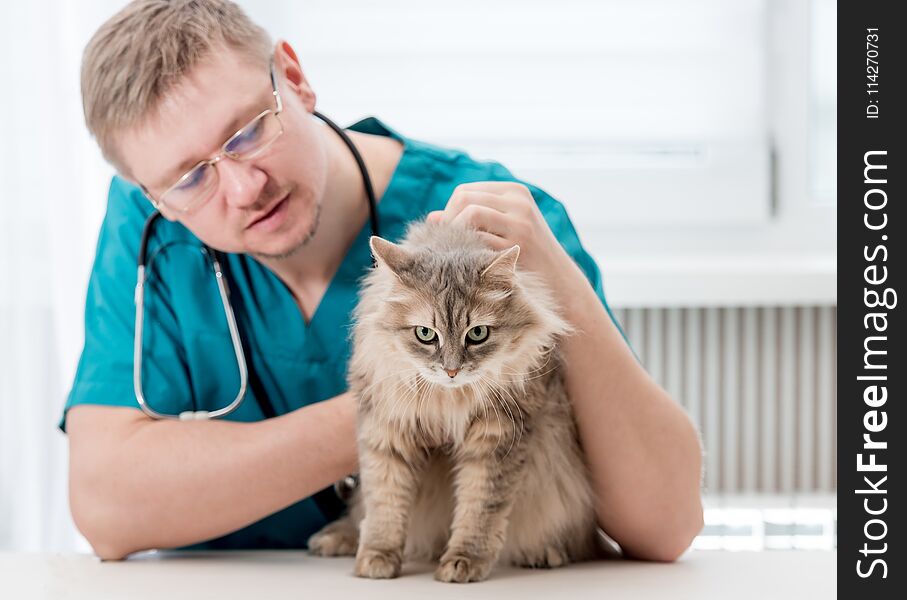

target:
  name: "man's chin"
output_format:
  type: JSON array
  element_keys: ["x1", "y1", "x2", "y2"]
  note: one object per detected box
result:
[
  {"x1": 250, "y1": 241, "x2": 307, "y2": 261},
  {"x1": 248, "y1": 201, "x2": 322, "y2": 261}
]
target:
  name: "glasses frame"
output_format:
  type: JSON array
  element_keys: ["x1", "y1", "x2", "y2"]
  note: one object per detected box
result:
[{"x1": 140, "y1": 61, "x2": 284, "y2": 214}]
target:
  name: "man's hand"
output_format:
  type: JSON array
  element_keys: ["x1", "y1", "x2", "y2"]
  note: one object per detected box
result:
[{"x1": 426, "y1": 182, "x2": 573, "y2": 283}]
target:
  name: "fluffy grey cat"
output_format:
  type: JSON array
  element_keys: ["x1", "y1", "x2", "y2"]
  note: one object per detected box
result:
[{"x1": 307, "y1": 220, "x2": 604, "y2": 583}]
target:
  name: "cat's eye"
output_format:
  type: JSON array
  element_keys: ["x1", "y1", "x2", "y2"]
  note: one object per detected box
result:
[
  {"x1": 466, "y1": 325, "x2": 489, "y2": 344},
  {"x1": 414, "y1": 326, "x2": 437, "y2": 344}
]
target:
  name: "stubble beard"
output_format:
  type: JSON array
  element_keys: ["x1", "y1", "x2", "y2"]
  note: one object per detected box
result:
[{"x1": 250, "y1": 198, "x2": 323, "y2": 261}]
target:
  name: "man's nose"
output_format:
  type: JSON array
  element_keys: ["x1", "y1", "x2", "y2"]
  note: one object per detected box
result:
[{"x1": 215, "y1": 158, "x2": 267, "y2": 209}]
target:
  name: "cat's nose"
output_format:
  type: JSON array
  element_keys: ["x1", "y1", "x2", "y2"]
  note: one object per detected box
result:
[{"x1": 445, "y1": 368, "x2": 459, "y2": 378}]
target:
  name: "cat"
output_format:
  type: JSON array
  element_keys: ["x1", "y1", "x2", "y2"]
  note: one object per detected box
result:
[{"x1": 307, "y1": 220, "x2": 604, "y2": 583}]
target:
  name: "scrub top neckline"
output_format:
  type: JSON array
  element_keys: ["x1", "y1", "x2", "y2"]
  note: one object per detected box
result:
[
  {"x1": 297, "y1": 117, "x2": 407, "y2": 329},
  {"x1": 255, "y1": 116, "x2": 433, "y2": 365}
]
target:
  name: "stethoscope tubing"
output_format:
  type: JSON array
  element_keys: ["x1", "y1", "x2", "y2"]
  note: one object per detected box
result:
[{"x1": 134, "y1": 111, "x2": 378, "y2": 421}]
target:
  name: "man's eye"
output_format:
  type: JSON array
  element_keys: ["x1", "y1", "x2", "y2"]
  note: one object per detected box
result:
[
  {"x1": 227, "y1": 118, "x2": 264, "y2": 153},
  {"x1": 175, "y1": 166, "x2": 206, "y2": 191}
]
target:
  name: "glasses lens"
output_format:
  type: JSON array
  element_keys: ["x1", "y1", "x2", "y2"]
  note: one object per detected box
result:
[
  {"x1": 161, "y1": 163, "x2": 217, "y2": 212},
  {"x1": 225, "y1": 111, "x2": 283, "y2": 159}
]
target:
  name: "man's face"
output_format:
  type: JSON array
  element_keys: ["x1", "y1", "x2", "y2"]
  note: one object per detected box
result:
[{"x1": 117, "y1": 48, "x2": 327, "y2": 259}]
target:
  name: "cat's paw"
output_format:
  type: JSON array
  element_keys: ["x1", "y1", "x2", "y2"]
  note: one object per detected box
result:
[
  {"x1": 514, "y1": 545, "x2": 569, "y2": 569},
  {"x1": 354, "y1": 547, "x2": 402, "y2": 579},
  {"x1": 434, "y1": 553, "x2": 494, "y2": 583},
  {"x1": 307, "y1": 526, "x2": 358, "y2": 557}
]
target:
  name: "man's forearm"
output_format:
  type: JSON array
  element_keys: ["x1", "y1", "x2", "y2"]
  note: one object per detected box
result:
[
  {"x1": 68, "y1": 392, "x2": 358, "y2": 559},
  {"x1": 550, "y1": 258, "x2": 704, "y2": 561}
]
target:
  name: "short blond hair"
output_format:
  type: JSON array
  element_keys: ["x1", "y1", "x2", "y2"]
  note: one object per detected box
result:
[{"x1": 81, "y1": 0, "x2": 272, "y2": 172}]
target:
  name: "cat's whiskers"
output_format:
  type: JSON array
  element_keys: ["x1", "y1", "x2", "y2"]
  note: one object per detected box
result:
[
  {"x1": 392, "y1": 375, "x2": 419, "y2": 440},
  {"x1": 375, "y1": 378, "x2": 403, "y2": 437},
  {"x1": 412, "y1": 375, "x2": 434, "y2": 437},
  {"x1": 373, "y1": 371, "x2": 420, "y2": 440},
  {"x1": 415, "y1": 375, "x2": 430, "y2": 438},
  {"x1": 394, "y1": 372, "x2": 426, "y2": 438},
  {"x1": 478, "y1": 374, "x2": 526, "y2": 460},
  {"x1": 477, "y1": 383, "x2": 493, "y2": 447},
  {"x1": 465, "y1": 380, "x2": 493, "y2": 448},
  {"x1": 498, "y1": 365, "x2": 559, "y2": 383},
  {"x1": 358, "y1": 367, "x2": 419, "y2": 401},
  {"x1": 476, "y1": 375, "x2": 519, "y2": 460},
  {"x1": 497, "y1": 348, "x2": 559, "y2": 389},
  {"x1": 356, "y1": 370, "x2": 403, "y2": 422},
  {"x1": 494, "y1": 396, "x2": 519, "y2": 461},
  {"x1": 489, "y1": 376, "x2": 526, "y2": 439},
  {"x1": 498, "y1": 380, "x2": 525, "y2": 455},
  {"x1": 472, "y1": 377, "x2": 505, "y2": 459}
]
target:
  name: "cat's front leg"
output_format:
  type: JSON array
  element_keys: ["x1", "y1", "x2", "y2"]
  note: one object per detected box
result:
[
  {"x1": 354, "y1": 442, "x2": 426, "y2": 579},
  {"x1": 436, "y1": 423, "x2": 528, "y2": 583}
]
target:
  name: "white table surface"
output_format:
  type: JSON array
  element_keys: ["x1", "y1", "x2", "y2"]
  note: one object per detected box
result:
[{"x1": 1, "y1": 549, "x2": 835, "y2": 600}]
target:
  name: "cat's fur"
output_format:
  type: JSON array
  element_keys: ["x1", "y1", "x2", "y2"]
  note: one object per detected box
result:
[{"x1": 307, "y1": 220, "x2": 602, "y2": 582}]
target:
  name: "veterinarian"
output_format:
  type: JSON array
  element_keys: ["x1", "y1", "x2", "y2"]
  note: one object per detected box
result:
[{"x1": 63, "y1": 0, "x2": 704, "y2": 561}]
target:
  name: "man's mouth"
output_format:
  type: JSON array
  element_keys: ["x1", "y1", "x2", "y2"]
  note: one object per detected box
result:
[{"x1": 247, "y1": 192, "x2": 290, "y2": 230}]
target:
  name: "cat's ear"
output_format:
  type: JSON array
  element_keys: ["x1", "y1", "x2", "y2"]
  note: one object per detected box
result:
[
  {"x1": 480, "y1": 244, "x2": 520, "y2": 282},
  {"x1": 369, "y1": 236, "x2": 411, "y2": 274}
]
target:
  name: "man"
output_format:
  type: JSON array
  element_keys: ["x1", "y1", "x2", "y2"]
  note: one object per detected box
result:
[{"x1": 65, "y1": 0, "x2": 703, "y2": 562}]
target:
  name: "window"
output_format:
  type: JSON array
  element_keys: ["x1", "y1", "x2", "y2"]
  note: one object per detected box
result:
[
  {"x1": 248, "y1": 0, "x2": 772, "y2": 229},
  {"x1": 809, "y1": 0, "x2": 836, "y2": 204}
]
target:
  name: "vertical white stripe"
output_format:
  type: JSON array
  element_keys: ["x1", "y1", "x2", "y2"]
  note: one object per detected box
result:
[
  {"x1": 627, "y1": 308, "x2": 647, "y2": 370},
  {"x1": 665, "y1": 308, "x2": 684, "y2": 405},
  {"x1": 741, "y1": 306, "x2": 759, "y2": 493},
  {"x1": 721, "y1": 307, "x2": 739, "y2": 493},
  {"x1": 684, "y1": 309, "x2": 702, "y2": 436},
  {"x1": 613, "y1": 309, "x2": 627, "y2": 340},
  {"x1": 797, "y1": 306, "x2": 816, "y2": 491},
  {"x1": 779, "y1": 306, "x2": 797, "y2": 493},
  {"x1": 613, "y1": 308, "x2": 630, "y2": 359},
  {"x1": 646, "y1": 308, "x2": 664, "y2": 387},
  {"x1": 760, "y1": 307, "x2": 777, "y2": 492},
  {"x1": 611, "y1": 308, "x2": 624, "y2": 349},
  {"x1": 816, "y1": 305, "x2": 835, "y2": 491},
  {"x1": 703, "y1": 307, "x2": 721, "y2": 493}
]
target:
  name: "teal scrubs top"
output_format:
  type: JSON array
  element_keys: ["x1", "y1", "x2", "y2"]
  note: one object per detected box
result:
[{"x1": 61, "y1": 117, "x2": 631, "y2": 550}]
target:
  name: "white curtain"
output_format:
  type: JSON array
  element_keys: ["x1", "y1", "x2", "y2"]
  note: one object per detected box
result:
[{"x1": 0, "y1": 1, "x2": 125, "y2": 552}]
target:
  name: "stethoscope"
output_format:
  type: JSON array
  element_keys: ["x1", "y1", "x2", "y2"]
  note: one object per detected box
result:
[{"x1": 133, "y1": 111, "x2": 380, "y2": 423}]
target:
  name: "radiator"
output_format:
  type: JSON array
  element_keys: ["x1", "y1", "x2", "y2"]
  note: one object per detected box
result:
[{"x1": 611, "y1": 306, "x2": 837, "y2": 495}]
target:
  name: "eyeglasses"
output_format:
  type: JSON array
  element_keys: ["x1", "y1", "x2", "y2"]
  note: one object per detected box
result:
[{"x1": 141, "y1": 62, "x2": 284, "y2": 213}]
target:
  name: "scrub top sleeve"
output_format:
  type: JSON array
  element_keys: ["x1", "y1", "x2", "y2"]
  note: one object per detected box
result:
[
  {"x1": 60, "y1": 177, "x2": 191, "y2": 432},
  {"x1": 527, "y1": 184, "x2": 636, "y2": 358}
]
